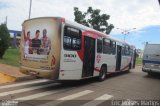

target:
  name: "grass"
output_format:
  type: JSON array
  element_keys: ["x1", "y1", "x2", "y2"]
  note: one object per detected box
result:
[
  {"x1": 0, "y1": 48, "x2": 20, "y2": 67},
  {"x1": 136, "y1": 57, "x2": 142, "y2": 65}
]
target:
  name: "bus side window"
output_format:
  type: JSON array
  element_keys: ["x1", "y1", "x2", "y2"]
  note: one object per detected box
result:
[
  {"x1": 111, "y1": 41, "x2": 116, "y2": 55},
  {"x1": 122, "y1": 46, "x2": 125, "y2": 56},
  {"x1": 128, "y1": 46, "x2": 130, "y2": 56},
  {"x1": 103, "y1": 38, "x2": 111, "y2": 54},
  {"x1": 125, "y1": 46, "x2": 130, "y2": 56},
  {"x1": 125, "y1": 46, "x2": 127, "y2": 56},
  {"x1": 64, "y1": 36, "x2": 72, "y2": 48},
  {"x1": 130, "y1": 49, "x2": 133, "y2": 56},
  {"x1": 63, "y1": 26, "x2": 81, "y2": 50},
  {"x1": 97, "y1": 39, "x2": 102, "y2": 53}
]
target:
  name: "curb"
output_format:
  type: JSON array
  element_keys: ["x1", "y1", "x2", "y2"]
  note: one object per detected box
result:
[
  {"x1": 0, "y1": 71, "x2": 36, "y2": 84},
  {"x1": 15, "y1": 75, "x2": 36, "y2": 82}
]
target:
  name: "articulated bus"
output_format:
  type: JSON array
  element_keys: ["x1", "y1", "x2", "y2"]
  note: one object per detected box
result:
[{"x1": 20, "y1": 17, "x2": 136, "y2": 81}]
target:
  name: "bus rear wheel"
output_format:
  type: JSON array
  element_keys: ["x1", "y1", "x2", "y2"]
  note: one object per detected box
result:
[
  {"x1": 127, "y1": 63, "x2": 132, "y2": 72},
  {"x1": 98, "y1": 66, "x2": 107, "y2": 82}
]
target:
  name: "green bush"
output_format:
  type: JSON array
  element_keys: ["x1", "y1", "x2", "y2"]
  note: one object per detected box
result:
[
  {"x1": 0, "y1": 24, "x2": 10, "y2": 59},
  {"x1": 0, "y1": 48, "x2": 19, "y2": 66},
  {"x1": 136, "y1": 58, "x2": 142, "y2": 65}
]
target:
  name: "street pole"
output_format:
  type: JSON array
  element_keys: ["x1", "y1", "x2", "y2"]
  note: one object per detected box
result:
[
  {"x1": 5, "y1": 16, "x2": 7, "y2": 26},
  {"x1": 124, "y1": 33, "x2": 127, "y2": 41},
  {"x1": 122, "y1": 30, "x2": 129, "y2": 41},
  {"x1": 29, "y1": 0, "x2": 32, "y2": 19},
  {"x1": 117, "y1": 28, "x2": 136, "y2": 42}
]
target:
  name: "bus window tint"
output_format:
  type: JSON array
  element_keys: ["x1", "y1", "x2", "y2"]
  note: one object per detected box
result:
[
  {"x1": 121, "y1": 45, "x2": 130, "y2": 56},
  {"x1": 122, "y1": 46, "x2": 125, "y2": 56},
  {"x1": 125, "y1": 46, "x2": 130, "y2": 56},
  {"x1": 63, "y1": 26, "x2": 81, "y2": 50},
  {"x1": 64, "y1": 36, "x2": 71, "y2": 47},
  {"x1": 97, "y1": 39, "x2": 102, "y2": 53},
  {"x1": 130, "y1": 49, "x2": 133, "y2": 56},
  {"x1": 112, "y1": 41, "x2": 116, "y2": 54},
  {"x1": 103, "y1": 38, "x2": 112, "y2": 54}
]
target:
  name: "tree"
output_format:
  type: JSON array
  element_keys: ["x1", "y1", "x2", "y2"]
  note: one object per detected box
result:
[
  {"x1": 74, "y1": 7, "x2": 114, "y2": 34},
  {"x1": 0, "y1": 24, "x2": 10, "y2": 59}
]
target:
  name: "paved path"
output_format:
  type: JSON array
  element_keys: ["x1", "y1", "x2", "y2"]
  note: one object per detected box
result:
[
  {"x1": 0, "y1": 64, "x2": 35, "y2": 83},
  {"x1": 0, "y1": 66, "x2": 159, "y2": 106}
]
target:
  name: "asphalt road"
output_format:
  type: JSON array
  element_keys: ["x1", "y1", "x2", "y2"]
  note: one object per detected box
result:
[{"x1": 0, "y1": 66, "x2": 160, "y2": 106}]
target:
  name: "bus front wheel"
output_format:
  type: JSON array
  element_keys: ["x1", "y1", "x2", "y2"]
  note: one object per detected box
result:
[{"x1": 98, "y1": 66, "x2": 107, "y2": 82}]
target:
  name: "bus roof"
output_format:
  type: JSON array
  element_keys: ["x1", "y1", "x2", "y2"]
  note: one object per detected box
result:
[
  {"x1": 64, "y1": 17, "x2": 131, "y2": 46},
  {"x1": 23, "y1": 17, "x2": 133, "y2": 47}
]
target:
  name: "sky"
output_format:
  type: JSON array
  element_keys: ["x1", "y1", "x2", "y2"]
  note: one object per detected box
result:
[{"x1": 0, "y1": 0, "x2": 160, "y2": 49}]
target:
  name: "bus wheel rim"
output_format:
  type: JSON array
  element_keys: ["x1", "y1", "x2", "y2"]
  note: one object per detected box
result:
[{"x1": 101, "y1": 69, "x2": 105, "y2": 79}]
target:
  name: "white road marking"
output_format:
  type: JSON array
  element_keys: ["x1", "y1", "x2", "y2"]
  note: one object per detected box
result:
[
  {"x1": 94, "y1": 94, "x2": 113, "y2": 100},
  {"x1": 15, "y1": 87, "x2": 76, "y2": 101},
  {"x1": 81, "y1": 94, "x2": 113, "y2": 106},
  {"x1": 0, "y1": 83, "x2": 59, "y2": 97},
  {"x1": 57, "y1": 90, "x2": 93, "y2": 100},
  {"x1": 38, "y1": 90, "x2": 94, "y2": 106},
  {"x1": 0, "y1": 79, "x2": 52, "y2": 89},
  {"x1": 14, "y1": 90, "x2": 58, "y2": 100}
]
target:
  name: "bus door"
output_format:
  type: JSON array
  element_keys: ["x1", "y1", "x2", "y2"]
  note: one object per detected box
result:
[
  {"x1": 116, "y1": 45, "x2": 122, "y2": 71},
  {"x1": 82, "y1": 36, "x2": 95, "y2": 77}
]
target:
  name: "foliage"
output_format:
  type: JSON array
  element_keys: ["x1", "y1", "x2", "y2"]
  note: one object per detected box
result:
[
  {"x1": 0, "y1": 48, "x2": 19, "y2": 66},
  {"x1": 0, "y1": 24, "x2": 10, "y2": 59},
  {"x1": 74, "y1": 7, "x2": 114, "y2": 34},
  {"x1": 136, "y1": 58, "x2": 142, "y2": 65}
]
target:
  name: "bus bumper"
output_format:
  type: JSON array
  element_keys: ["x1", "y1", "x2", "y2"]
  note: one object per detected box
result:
[
  {"x1": 142, "y1": 67, "x2": 160, "y2": 73},
  {"x1": 20, "y1": 66, "x2": 54, "y2": 79}
]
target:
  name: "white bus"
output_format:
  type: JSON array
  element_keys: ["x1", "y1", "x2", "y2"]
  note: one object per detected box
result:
[
  {"x1": 142, "y1": 44, "x2": 160, "y2": 75},
  {"x1": 20, "y1": 17, "x2": 136, "y2": 81}
]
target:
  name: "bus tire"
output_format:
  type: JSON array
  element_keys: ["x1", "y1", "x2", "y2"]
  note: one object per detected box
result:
[
  {"x1": 127, "y1": 63, "x2": 132, "y2": 72},
  {"x1": 129, "y1": 63, "x2": 132, "y2": 69},
  {"x1": 148, "y1": 72, "x2": 153, "y2": 76},
  {"x1": 98, "y1": 66, "x2": 107, "y2": 82}
]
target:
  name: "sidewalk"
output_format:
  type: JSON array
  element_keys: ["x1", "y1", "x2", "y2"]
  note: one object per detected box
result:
[{"x1": 0, "y1": 64, "x2": 35, "y2": 84}]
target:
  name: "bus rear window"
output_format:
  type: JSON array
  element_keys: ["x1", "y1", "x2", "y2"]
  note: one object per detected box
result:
[{"x1": 63, "y1": 26, "x2": 81, "y2": 50}]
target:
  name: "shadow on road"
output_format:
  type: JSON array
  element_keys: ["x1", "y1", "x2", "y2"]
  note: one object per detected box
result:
[
  {"x1": 38, "y1": 70, "x2": 131, "y2": 92},
  {"x1": 144, "y1": 73, "x2": 160, "y2": 80},
  {"x1": 17, "y1": 71, "x2": 131, "y2": 105}
]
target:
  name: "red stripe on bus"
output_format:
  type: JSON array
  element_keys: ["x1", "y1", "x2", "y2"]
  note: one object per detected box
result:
[
  {"x1": 84, "y1": 30, "x2": 108, "y2": 38},
  {"x1": 94, "y1": 68, "x2": 100, "y2": 72},
  {"x1": 61, "y1": 17, "x2": 65, "y2": 23},
  {"x1": 107, "y1": 72, "x2": 113, "y2": 75},
  {"x1": 84, "y1": 30, "x2": 131, "y2": 46}
]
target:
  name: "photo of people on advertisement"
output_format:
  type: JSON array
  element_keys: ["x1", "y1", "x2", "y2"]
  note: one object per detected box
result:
[
  {"x1": 40, "y1": 29, "x2": 51, "y2": 55},
  {"x1": 24, "y1": 30, "x2": 32, "y2": 55},
  {"x1": 23, "y1": 29, "x2": 51, "y2": 56},
  {"x1": 32, "y1": 30, "x2": 41, "y2": 54}
]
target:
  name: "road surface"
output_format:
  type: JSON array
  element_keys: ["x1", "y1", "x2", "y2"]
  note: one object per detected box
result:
[{"x1": 0, "y1": 66, "x2": 160, "y2": 106}]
